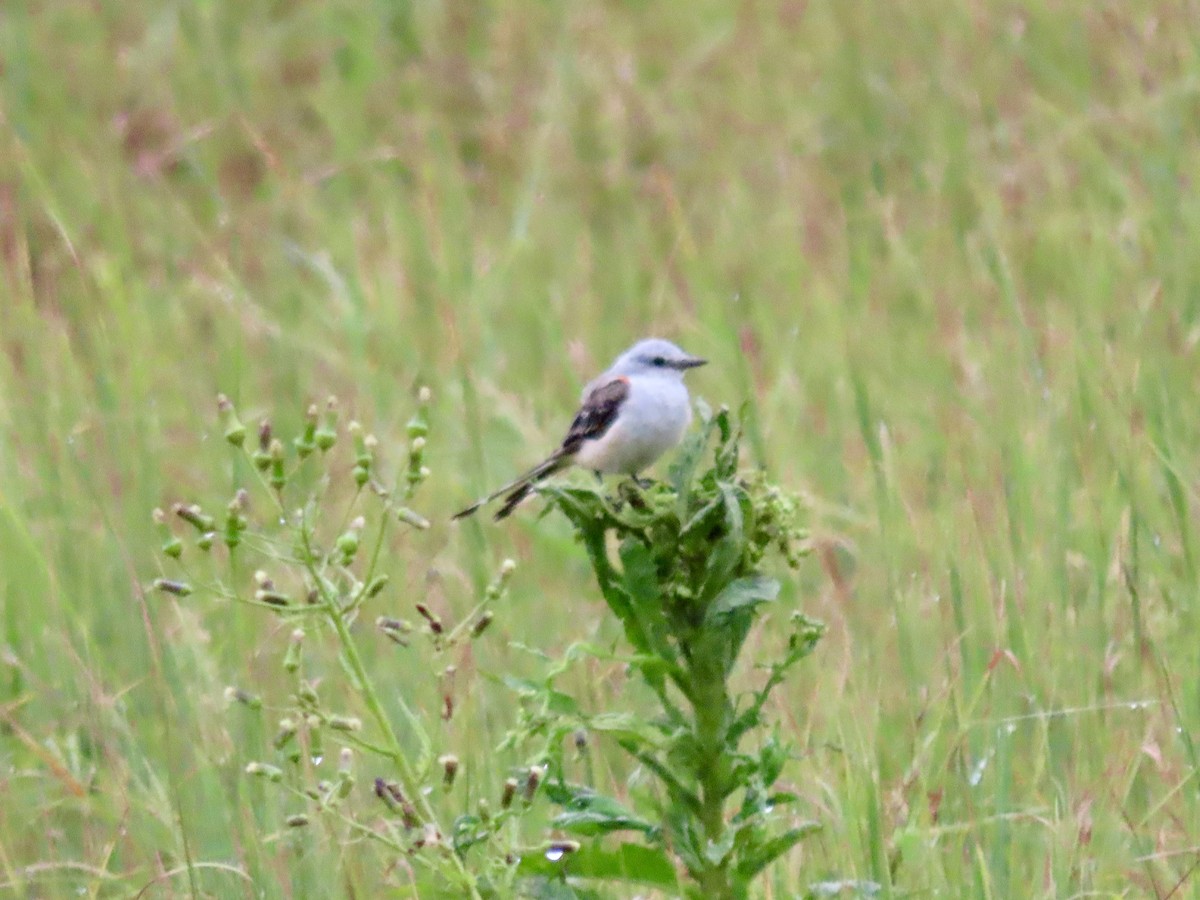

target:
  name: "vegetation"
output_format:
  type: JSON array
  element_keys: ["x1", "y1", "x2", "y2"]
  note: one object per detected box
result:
[{"x1": 2, "y1": 1, "x2": 1199, "y2": 896}]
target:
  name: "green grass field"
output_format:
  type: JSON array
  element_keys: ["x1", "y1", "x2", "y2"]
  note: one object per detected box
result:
[{"x1": 3, "y1": 1, "x2": 1199, "y2": 896}]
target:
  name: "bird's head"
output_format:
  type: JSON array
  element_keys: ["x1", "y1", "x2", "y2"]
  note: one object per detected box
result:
[{"x1": 613, "y1": 338, "x2": 707, "y2": 378}]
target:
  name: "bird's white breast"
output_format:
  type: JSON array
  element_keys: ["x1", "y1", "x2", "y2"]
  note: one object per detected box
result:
[{"x1": 574, "y1": 375, "x2": 691, "y2": 475}]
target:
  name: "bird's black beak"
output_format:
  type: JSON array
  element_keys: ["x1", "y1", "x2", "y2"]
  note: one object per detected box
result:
[{"x1": 674, "y1": 356, "x2": 707, "y2": 370}]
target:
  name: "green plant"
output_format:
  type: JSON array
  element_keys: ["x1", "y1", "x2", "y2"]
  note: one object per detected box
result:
[
  {"x1": 515, "y1": 405, "x2": 825, "y2": 899},
  {"x1": 151, "y1": 393, "x2": 539, "y2": 898},
  {"x1": 151, "y1": 396, "x2": 820, "y2": 898}
]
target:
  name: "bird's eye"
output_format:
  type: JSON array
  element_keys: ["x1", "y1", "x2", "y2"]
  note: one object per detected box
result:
[{"x1": 652, "y1": 356, "x2": 666, "y2": 366}]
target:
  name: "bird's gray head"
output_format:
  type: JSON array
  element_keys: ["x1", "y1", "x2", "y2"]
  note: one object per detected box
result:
[{"x1": 610, "y1": 338, "x2": 707, "y2": 378}]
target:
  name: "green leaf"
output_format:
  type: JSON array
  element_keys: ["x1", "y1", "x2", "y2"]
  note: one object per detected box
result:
[
  {"x1": 544, "y1": 688, "x2": 582, "y2": 716},
  {"x1": 698, "y1": 482, "x2": 746, "y2": 603},
  {"x1": 714, "y1": 404, "x2": 732, "y2": 444},
  {"x1": 714, "y1": 407, "x2": 742, "y2": 477},
  {"x1": 734, "y1": 822, "x2": 821, "y2": 881},
  {"x1": 621, "y1": 742, "x2": 702, "y2": 817},
  {"x1": 758, "y1": 733, "x2": 789, "y2": 785},
  {"x1": 553, "y1": 809, "x2": 657, "y2": 837},
  {"x1": 584, "y1": 712, "x2": 666, "y2": 746},
  {"x1": 669, "y1": 399, "x2": 716, "y2": 501},
  {"x1": 678, "y1": 493, "x2": 724, "y2": 541},
  {"x1": 706, "y1": 575, "x2": 780, "y2": 624},
  {"x1": 450, "y1": 814, "x2": 487, "y2": 853},
  {"x1": 551, "y1": 809, "x2": 652, "y2": 837},
  {"x1": 662, "y1": 804, "x2": 706, "y2": 874},
  {"x1": 619, "y1": 538, "x2": 662, "y2": 611},
  {"x1": 545, "y1": 782, "x2": 658, "y2": 836},
  {"x1": 704, "y1": 829, "x2": 736, "y2": 866},
  {"x1": 516, "y1": 842, "x2": 679, "y2": 891},
  {"x1": 617, "y1": 539, "x2": 680, "y2": 680}
]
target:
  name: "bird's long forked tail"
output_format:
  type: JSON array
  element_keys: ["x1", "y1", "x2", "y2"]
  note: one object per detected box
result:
[{"x1": 453, "y1": 452, "x2": 570, "y2": 521}]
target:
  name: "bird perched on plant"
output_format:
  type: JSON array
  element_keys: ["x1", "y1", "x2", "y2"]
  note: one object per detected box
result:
[{"x1": 454, "y1": 338, "x2": 707, "y2": 521}]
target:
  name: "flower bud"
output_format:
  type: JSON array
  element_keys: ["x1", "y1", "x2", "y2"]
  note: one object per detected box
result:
[
  {"x1": 415, "y1": 603, "x2": 443, "y2": 634},
  {"x1": 407, "y1": 437, "x2": 426, "y2": 482},
  {"x1": 252, "y1": 421, "x2": 273, "y2": 470},
  {"x1": 295, "y1": 404, "x2": 318, "y2": 458},
  {"x1": 224, "y1": 490, "x2": 248, "y2": 550},
  {"x1": 374, "y1": 777, "x2": 395, "y2": 807},
  {"x1": 173, "y1": 503, "x2": 215, "y2": 533},
  {"x1": 255, "y1": 589, "x2": 290, "y2": 607},
  {"x1": 336, "y1": 517, "x2": 364, "y2": 561},
  {"x1": 469, "y1": 611, "x2": 494, "y2": 638},
  {"x1": 283, "y1": 629, "x2": 305, "y2": 672},
  {"x1": 224, "y1": 686, "x2": 262, "y2": 709},
  {"x1": 524, "y1": 765, "x2": 544, "y2": 802},
  {"x1": 268, "y1": 439, "x2": 286, "y2": 491},
  {"x1": 405, "y1": 416, "x2": 428, "y2": 440},
  {"x1": 401, "y1": 801, "x2": 419, "y2": 828},
  {"x1": 485, "y1": 559, "x2": 517, "y2": 602},
  {"x1": 396, "y1": 507, "x2": 430, "y2": 530},
  {"x1": 315, "y1": 397, "x2": 339, "y2": 451},
  {"x1": 405, "y1": 392, "x2": 430, "y2": 440},
  {"x1": 273, "y1": 718, "x2": 298, "y2": 749},
  {"x1": 152, "y1": 508, "x2": 183, "y2": 559},
  {"x1": 332, "y1": 748, "x2": 355, "y2": 799},
  {"x1": 217, "y1": 395, "x2": 247, "y2": 447},
  {"x1": 377, "y1": 616, "x2": 413, "y2": 646},
  {"x1": 500, "y1": 778, "x2": 518, "y2": 809},
  {"x1": 245, "y1": 762, "x2": 283, "y2": 782},
  {"x1": 297, "y1": 681, "x2": 319, "y2": 709}
]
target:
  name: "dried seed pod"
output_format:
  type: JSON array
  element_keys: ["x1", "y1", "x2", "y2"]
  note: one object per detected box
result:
[
  {"x1": 439, "y1": 754, "x2": 459, "y2": 787},
  {"x1": 500, "y1": 778, "x2": 518, "y2": 809},
  {"x1": 152, "y1": 578, "x2": 192, "y2": 597}
]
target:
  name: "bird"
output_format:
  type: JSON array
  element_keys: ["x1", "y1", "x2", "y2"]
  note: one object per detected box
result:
[{"x1": 454, "y1": 338, "x2": 707, "y2": 521}]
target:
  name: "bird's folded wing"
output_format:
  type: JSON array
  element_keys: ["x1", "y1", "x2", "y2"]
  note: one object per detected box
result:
[{"x1": 560, "y1": 375, "x2": 630, "y2": 455}]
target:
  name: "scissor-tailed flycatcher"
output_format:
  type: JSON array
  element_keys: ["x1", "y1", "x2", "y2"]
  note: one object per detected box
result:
[{"x1": 454, "y1": 338, "x2": 707, "y2": 521}]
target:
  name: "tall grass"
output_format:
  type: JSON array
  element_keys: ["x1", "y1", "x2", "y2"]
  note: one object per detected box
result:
[{"x1": 1, "y1": 1, "x2": 1198, "y2": 896}]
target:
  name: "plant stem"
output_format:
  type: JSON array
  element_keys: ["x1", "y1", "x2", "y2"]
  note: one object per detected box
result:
[
  {"x1": 301, "y1": 518, "x2": 482, "y2": 899},
  {"x1": 689, "y1": 641, "x2": 737, "y2": 899}
]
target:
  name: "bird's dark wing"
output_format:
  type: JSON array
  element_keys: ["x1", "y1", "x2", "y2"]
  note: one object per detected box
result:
[
  {"x1": 559, "y1": 376, "x2": 630, "y2": 456},
  {"x1": 452, "y1": 375, "x2": 630, "y2": 521}
]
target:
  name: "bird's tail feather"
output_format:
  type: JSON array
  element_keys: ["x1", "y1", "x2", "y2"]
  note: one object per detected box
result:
[{"x1": 452, "y1": 453, "x2": 570, "y2": 521}]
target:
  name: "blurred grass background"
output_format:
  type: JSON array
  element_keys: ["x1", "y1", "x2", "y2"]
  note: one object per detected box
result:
[{"x1": 2, "y1": 0, "x2": 1199, "y2": 896}]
